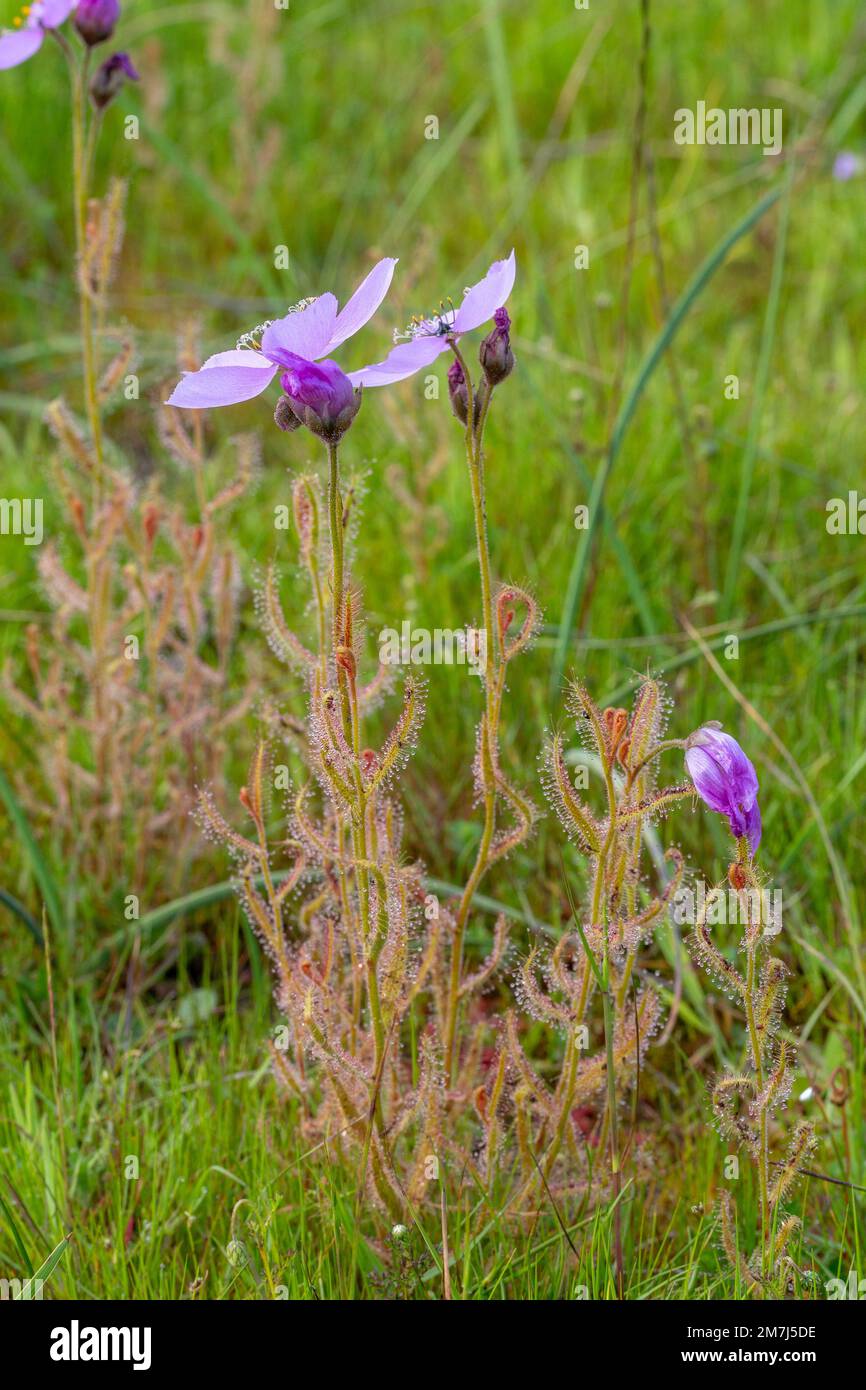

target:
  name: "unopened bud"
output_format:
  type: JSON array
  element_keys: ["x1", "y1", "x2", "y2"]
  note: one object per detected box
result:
[
  {"x1": 274, "y1": 395, "x2": 302, "y2": 432},
  {"x1": 75, "y1": 0, "x2": 121, "y2": 48},
  {"x1": 447, "y1": 359, "x2": 469, "y2": 424},
  {"x1": 90, "y1": 51, "x2": 139, "y2": 110},
  {"x1": 602, "y1": 706, "x2": 629, "y2": 753},
  {"x1": 479, "y1": 307, "x2": 514, "y2": 386},
  {"x1": 728, "y1": 861, "x2": 748, "y2": 891},
  {"x1": 335, "y1": 646, "x2": 356, "y2": 680}
]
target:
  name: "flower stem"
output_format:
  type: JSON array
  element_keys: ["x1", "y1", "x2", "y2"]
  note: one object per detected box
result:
[
  {"x1": 596, "y1": 753, "x2": 625, "y2": 1295},
  {"x1": 443, "y1": 352, "x2": 498, "y2": 1080},
  {"x1": 325, "y1": 440, "x2": 386, "y2": 1129},
  {"x1": 741, "y1": 860, "x2": 770, "y2": 1282},
  {"x1": 66, "y1": 42, "x2": 105, "y2": 506}
]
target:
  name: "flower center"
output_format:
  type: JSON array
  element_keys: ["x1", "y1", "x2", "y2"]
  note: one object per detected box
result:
[
  {"x1": 236, "y1": 296, "x2": 319, "y2": 352},
  {"x1": 393, "y1": 298, "x2": 457, "y2": 344}
]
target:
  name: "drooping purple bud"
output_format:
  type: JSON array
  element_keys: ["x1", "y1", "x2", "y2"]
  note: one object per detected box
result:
[
  {"x1": 278, "y1": 355, "x2": 361, "y2": 442},
  {"x1": 89, "y1": 51, "x2": 138, "y2": 109},
  {"x1": 479, "y1": 307, "x2": 514, "y2": 386},
  {"x1": 685, "y1": 725, "x2": 762, "y2": 855},
  {"x1": 447, "y1": 358, "x2": 469, "y2": 425},
  {"x1": 74, "y1": 0, "x2": 120, "y2": 47}
]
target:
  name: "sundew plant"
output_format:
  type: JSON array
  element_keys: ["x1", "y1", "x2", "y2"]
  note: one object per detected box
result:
[{"x1": 0, "y1": 0, "x2": 863, "y2": 1313}]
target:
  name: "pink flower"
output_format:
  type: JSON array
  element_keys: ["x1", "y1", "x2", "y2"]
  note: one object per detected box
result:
[
  {"x1": 166, "y1": 258, "x2": 397, "y2": 411},
  {"x1": 685, "y1": 726, "x2": 762, "y2": 855},
  {"x1": 349, "y1": 251, "x2": 516, "y2": 387},
  {"x1": 0, "y1": 2, "x2": 76, "y2": 70}
]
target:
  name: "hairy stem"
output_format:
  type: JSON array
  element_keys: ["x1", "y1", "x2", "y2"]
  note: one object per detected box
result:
[
  {"x1": 67, "y1": 43, "x2": 105, "y2": 504},
  {"x1": 325, "y1": 440, "x2": 386, "y2": 1130},
  {"x1": 443, "y1": 354, "x2": 497, "y2": 1079}
]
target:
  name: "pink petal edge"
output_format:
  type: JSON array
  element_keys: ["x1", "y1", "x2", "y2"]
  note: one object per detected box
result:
[{"x1": 321, "y1": 257, "x2": 398, "y2": 356}]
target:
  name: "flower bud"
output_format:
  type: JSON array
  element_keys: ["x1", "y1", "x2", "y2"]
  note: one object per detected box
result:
[
  {"x1": 89, "y1": 51, "x2": 138, "y2": 109},
  {"x1": 274, "y1": 395, "x2": 302, "y2": 432},
  {"x1": 279, "y1": 357, "x2": 361, "y2": 443},
  {"x1": 479, "y1": 307, "x2": 514, "y2": 386},
  {"x1": 335, "y1": 646, "x2": 357, "y2": 679},
  {"x1": 685, "y1": 725, "x2": 761, "y2": 855},
  {"x1": 74, "y1": 0, "x2": 120, "y2": 47},
  {"x1": 728, "y1": 861, "x2": 748, "y2": 891},
  {"x1": 447, "y1": 358, "x2": 469, "y2": 424}
]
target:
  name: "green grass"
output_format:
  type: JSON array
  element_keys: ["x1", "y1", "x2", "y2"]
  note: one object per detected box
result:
[{"x1": 1, "y1": 0, "x2": 865, "y2": 1298}]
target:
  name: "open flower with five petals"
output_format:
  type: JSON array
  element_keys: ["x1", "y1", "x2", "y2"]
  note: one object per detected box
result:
[{"x1": 166, "y1": 258, "x2": 397, "y2": 411}]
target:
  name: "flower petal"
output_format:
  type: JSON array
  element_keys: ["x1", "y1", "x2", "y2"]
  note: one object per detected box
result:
[
  {"x1": 684, "y1": 745, "x2": 735, "y2": 816},
  {"x1": 452, "y1": 250, "x2": 516, "y2": 335},
  {"x1": 260, "y1": 294, "x2": 338, "y2": 367},
  {"x1": 321, "y1": 258, "x2": 398, "y2": 356},
  {"x1": 0, "y1": 28, "x2": 44, "y2": 69},
  {"x1": 41, "y1": 0, "x2": 77, "y2": 26},
  {"x1": 697, "y1": 729, "x2": 758, "y2": 806},
  {"x1": 199, "y1": 348, "x2": 272, "y2": 371},
  {"x1": 166, "y1": 355, "x2": 277, "y2": 408},
  {"x1": 280, "y1": 353, "x2": 355, "y2": 416},
  {"x1": 742, "y1": 799, "x2": 762, "y2": 855},
  {"x1": 348, "y1": 332, "x2": 450, "y2": 386},
  {"x1": 348, "y1": 334, "x2": 447, "y2": 387}
]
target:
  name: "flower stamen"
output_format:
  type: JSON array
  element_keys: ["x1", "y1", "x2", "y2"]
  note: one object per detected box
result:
[
  {"x1": 236, "y1": 297, "x2": 319, "y2": 352},
  {"x1": 393, "y1": 296, "x2": 456, "y2": 343}
]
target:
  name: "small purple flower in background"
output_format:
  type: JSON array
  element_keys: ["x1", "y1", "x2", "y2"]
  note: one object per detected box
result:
[
  {"x1": 833, "y1": 151, "x2": 861, "y2": 182},
  {"x1": 166, "y1": 258, "x2": 397, "y2": 411},
  {"x1": 90, "y1": 49, "x2": 137, "y2": 108},
  {"x1": 350, "y1": 251, "x2": 516, "y2": 387},
  {"x1": 74, "y1": 0, "x2": 119, "y2": 46},
  {"x1": 685, "y1": 724, "x2": 762, "y2": 855},
  {"x1": 0, "y1": 1, "x2": 75, "y2": 70}
]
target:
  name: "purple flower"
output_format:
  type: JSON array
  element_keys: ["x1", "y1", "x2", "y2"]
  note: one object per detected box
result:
[
  {"x1": 0, "y1": 1, "x2": 75, "y2": 70},
  {"x1": 349, "y1": 251, "x2": 516, "y2": 387},
  {"x1": 685, "y1": 725, "x2": 762, "y2": 855},
  {"x1": 833, "y1": 152, "x2": 860, "y2": 182},
  {"x1": 74, "y1": 0, "x2": 119, "y2": 47},
  {"x1": 90, "y1": 50, "x2": 137, "y2": 108},
  {"x1": 166, "y1": 258, "x2": 397, "y2": 411},
  {"x1": 276, "y1": 356, "x2": 361, "y2": 443}
]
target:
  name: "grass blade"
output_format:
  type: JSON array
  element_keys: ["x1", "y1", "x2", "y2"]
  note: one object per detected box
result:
[
  {"x1": 0, "y1": 764, "x2": 64, "y2": 938},
  {"x1": 550, "y1": 184, "x2": 783, "y2": 697},
  {"x1": 13, "y1": 1232, "x2": 72, "y2": 1300},
  {"x1": 721, "y1": 166, "x2": 793, "y2": 614}
]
